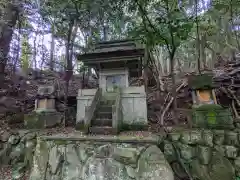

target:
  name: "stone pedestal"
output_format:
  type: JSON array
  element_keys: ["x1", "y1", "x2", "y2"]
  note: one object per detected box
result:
[
  {"x1": 24, "y1": 111, "x2": 62, "y2": 129},
  {"x1": 192, "y1": 104, "x2": 234, "y2": 129}
]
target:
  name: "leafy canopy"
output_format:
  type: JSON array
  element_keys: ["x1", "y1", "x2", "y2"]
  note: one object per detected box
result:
[{"x1": 129, "y1": 0, "x2": 194, "y2": 53}]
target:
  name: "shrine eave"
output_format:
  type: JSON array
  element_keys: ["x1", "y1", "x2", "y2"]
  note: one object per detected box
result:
[{"x1": 77, "y1": 49, "x2": 144, "y2": 64}]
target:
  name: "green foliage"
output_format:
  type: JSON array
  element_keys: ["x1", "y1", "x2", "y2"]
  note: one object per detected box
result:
[
  {"x1": 40, "y1": 0, "x2": 129, "y2": 46},
  {"x1": 130, "y1": 0, "x2": 194, "y2": 56},
  {"x1": 4, "y1": 0, "x2": 239, "y2": 74}
]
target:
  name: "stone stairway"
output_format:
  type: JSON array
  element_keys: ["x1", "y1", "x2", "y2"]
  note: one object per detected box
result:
[{"x1": 89, "y1": 99, "x2": 118, "y2": 135}]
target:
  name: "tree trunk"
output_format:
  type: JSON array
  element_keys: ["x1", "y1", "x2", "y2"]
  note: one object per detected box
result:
[
  {"x1": 63, "y1": 20, "x2": 74, "y2": 126},
  {"x1": 33, "y1": 34, "x2": 37, "y2": 70},
  {"x1": 170, "y1": 53, "x2": 177, "y2": 110},
  {"x1": 200, "y1": 35, "x2": 207, "y2": 69},
  {"x1": 13, "y1": 20, "x2": 21, "y2": 73},
  {"x1": 231, "y1": 50, "x2": 236, "y2": 61},
  {"x1": 69, "y1": 25, "x2": 78, "y2": 65},
  {"x1": 102, "y1": 24, "x2": 108, "y2": 41},
  {"x1": 194, "y1": 0, "x2": 201, "y2": 74},
  {"x1": 143, "y1": 46, "x2": 149, "y2": 90},
  {"x1": 49, "y1": 26, "x2": 55, "y2": 70},
  {"x1": 170, "y1": 49, "x2": 178, "y2": 125},
  {"x1": 0, "y1": 1, "x2": 19, "y2": 83}
]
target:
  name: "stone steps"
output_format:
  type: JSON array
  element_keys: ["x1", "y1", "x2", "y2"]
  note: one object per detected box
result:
[
  {"x1": 91, "y1": 118, "x2": 112, "y2": 126},
  {"x1": 89, "y1": 99, "x2": 115, "y2": 134},
  {"x1": 96, "y1": 111, "x2": 112, "y2": 119},
  {"x1": 89, "y1": 126, "x2": 118, "y2": 135},
  {"x1": 100, "y1": 100, "x2": 115, "y2": 106},
  {"x1": 98, "y1": 105, "x2": 112, "y2": 112}
]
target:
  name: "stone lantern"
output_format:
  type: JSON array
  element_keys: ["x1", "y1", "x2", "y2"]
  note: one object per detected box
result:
[
  {"x1": 35, "y1": 86, "x2": 56, "y2": 112},
  {"x1": 24, "y1": 85, "x2": 62, "y2": 129},
  {"x1": 188, "y1": 74, "x2": 217, "y2": 106},
  {"x1": 188, "y1": 74, "x2": 233, "y2": 129}
]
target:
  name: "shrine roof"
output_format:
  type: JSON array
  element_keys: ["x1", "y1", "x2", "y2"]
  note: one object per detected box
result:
[{"x1": 77, "y1": 39, "x2": 145, "y2": 64}]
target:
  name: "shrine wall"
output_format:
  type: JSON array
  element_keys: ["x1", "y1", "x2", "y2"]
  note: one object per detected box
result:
[
  {"x1": 121, "y1": 86, "x2": 148, "y2": 128},
  {"x1": 99, "y1": 68, "x2": 129, "y2": 92}
]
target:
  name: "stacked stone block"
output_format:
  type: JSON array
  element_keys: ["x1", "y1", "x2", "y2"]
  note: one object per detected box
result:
[{"x1": 164, "y1": 128, "x2": 240, "y2": 180}]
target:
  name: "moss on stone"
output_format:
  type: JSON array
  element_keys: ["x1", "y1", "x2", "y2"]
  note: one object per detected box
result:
[
  {"x1": 24, "y1": 111, "x2": 62, "y2": 129},
  {"x1": 121, "y1": 123, "x2": 148, "y2": 131},
  {"x1": 192, "y1": 104, "x2": 233, "y2": 129},
  {"x1": 168, "y1": 132, "x2": 181, "y2": 141},
  {"x1": 24, "y1": 112, "x2": 44, "y2": 129},
  {"x1": 190, "y1": 151, "x2": 235, "y2": 180},
  {"x1": 39, "y1": 139, "x2": 48, "y2": 152},
  {"x1": 7, "y1": 113, "x2": 24, "y2": 124},
  {"x1": 54, "y1": 140, "x2": 67, "y2": 145},
  {"x1": 193, "y1": 104, "x2": 222, "y2": 111},
  {"x1": 75, "y1": 121, "x2": 85, "y2": 130},
  {"x1": 75, "y1": 121, "x2": 89, "y2": 133}
]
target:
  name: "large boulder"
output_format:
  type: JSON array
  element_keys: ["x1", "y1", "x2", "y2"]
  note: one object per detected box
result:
[
  {"x1": 190, "y1": 151, "x2": 235, "y2": 180},
  {"x1": 137, "y1": 145, "x2": 174, "y2": 180}
]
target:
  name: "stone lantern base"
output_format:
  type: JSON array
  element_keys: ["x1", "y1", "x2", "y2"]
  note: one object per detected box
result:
[
  {"x1": 192, "y1": 104, "x2": 234, "y2": 129},
  {"x1": 24, "y1": 111, "x2": 62, "y2": 129}
]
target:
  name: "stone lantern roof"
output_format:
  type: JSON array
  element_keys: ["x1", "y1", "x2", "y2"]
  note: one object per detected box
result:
[
  {"x1": 36, "y1": 85, "x2": 56, "y2": 99},
  {"x1": 188, "y1": 74, "x2": 216, "y2": 90}
]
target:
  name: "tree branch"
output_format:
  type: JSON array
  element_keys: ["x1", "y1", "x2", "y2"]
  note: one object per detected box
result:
[{"x1": 134, "y1": 0, "x2": 170, "y2": 50}]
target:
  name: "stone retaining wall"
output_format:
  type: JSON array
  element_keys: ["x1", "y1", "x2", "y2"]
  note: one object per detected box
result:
[
  {"x1": 0, "y1": 130, "x2": 37, "y2": 179},
  {"x1": 164, "y1": 128, "x2": 238, "y2": 180},
  {"x1": 1, "y1": 129, "x2": 240, "y2": 180},
  {"x1": 29, "y1": 135, "x2": 173, "y2": 180}
]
